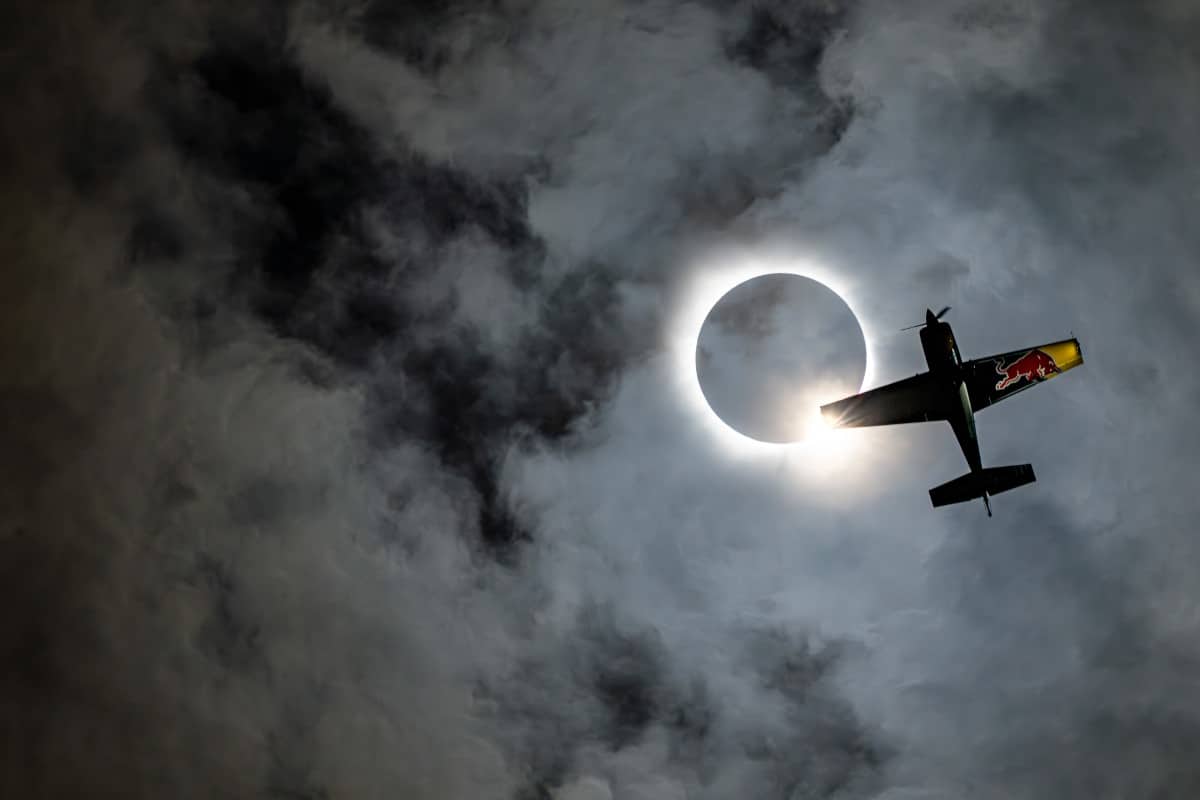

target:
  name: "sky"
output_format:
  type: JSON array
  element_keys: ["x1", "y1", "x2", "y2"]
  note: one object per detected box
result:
[{"x1": 2, "y1": 1, "x2": 1200, "y2": 798}]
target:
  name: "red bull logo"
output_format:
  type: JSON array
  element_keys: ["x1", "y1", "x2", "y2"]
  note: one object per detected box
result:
[{"x1": 994, "y1": 349, "x2": 1060, "y2": 391}]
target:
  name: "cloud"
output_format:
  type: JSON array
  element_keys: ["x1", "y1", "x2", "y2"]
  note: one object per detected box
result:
[{"x1": 3, "y1": 0, "x2": 1200, "y2": 798}]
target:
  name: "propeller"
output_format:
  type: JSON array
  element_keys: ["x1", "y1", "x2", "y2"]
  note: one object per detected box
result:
[{"x1": 901, "y1": 306, "x2": 952, "y2": 330}]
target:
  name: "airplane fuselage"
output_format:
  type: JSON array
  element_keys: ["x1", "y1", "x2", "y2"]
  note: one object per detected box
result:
[{"x1": 919, "y1": 314, "x2": 985, "y2": 479}]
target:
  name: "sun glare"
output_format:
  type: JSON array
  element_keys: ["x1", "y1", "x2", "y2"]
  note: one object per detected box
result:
[{"x1": 671, "y1": 248, "x2": 876, "y2": 470}]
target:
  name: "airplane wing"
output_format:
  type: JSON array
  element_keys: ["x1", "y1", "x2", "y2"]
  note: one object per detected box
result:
[
  {"x1": 820, "y1": 373, "x2": 946, "y2": 428},
  {"x1": 963, "y1": 337, "x2": 1083, "y2": 411}
]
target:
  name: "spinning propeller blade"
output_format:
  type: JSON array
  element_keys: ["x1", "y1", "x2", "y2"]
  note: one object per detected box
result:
[{"x1": 901, "y1": 306, "x2": 951, "y2": 330}]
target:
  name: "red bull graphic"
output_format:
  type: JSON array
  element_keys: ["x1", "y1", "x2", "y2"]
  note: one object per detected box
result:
[{"x1": 994, "y1": 349, "x2": 1060, "y2": 391}]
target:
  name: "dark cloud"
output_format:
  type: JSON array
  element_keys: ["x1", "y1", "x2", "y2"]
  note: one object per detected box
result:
[
  {"x1": 488, "y1": 605, "x2": 884, "y2": 799},
  {"x1": 727, "y1": 0, "x2": 851, "y2": 88},
  {"x1": 3, "y1": 0, "x2": 1199, "y2": 798}
]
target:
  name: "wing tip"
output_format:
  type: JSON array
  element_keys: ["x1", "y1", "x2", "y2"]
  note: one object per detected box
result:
[{"x1": 819, "y1": 398, "x2": 852, "y2": 428}]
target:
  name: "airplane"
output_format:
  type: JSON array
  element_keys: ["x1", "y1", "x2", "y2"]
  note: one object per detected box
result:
[{"x1": 819, "y1": 307, "x2": 1084, "y2": 516}]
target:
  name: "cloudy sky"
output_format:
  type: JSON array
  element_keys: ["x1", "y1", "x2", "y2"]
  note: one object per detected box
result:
[{"x1": 3, "y1": 1, "x2": 1200, "y2": 798}]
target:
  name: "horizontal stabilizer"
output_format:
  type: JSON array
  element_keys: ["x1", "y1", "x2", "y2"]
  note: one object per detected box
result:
[{"x1": 929, "y1": 464, "x2": 1036, "y2": 508}]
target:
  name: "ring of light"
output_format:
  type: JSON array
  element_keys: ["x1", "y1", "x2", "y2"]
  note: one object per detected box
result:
[{"x1": 672, "y1": 251, "x2": 875, "y2": 460}]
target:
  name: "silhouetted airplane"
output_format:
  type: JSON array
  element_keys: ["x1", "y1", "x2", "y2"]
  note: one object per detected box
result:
[{"x1": 820, "y1": 307, "x2": 1083, "y2": 516}]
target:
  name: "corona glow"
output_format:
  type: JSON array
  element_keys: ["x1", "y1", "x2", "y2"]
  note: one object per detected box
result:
[{"x1": 670, "y1": 248, "x2": 876, "y2": 468}]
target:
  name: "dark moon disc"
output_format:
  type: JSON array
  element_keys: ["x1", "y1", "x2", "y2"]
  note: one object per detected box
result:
[{"x1": 695, "y1": 273, "x2": 867, "y2": 444}]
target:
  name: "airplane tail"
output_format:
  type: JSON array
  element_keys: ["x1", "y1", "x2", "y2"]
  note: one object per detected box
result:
[{"x1": 929, "y1": 464, "x2": 1036, "y2": 515}]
